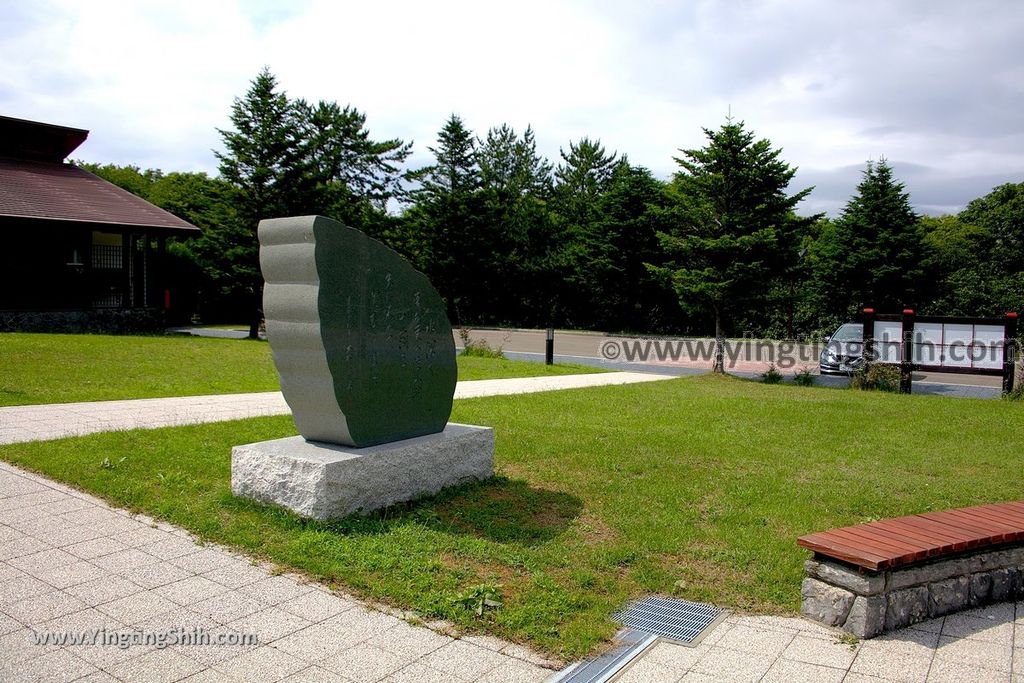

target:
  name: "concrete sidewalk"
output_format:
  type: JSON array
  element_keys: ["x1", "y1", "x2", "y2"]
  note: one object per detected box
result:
[
  {"x1": 0, "y1": 372, "x2": 674, "y2": 445},
  {"x1": 0, "y1": 462, "x2": 556, "y2": 682}
]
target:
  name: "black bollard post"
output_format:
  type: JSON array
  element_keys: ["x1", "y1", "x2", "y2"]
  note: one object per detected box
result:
[
  {"x1": 900, "y1": 308, "x2": 915, "y2": 394},
  {"x1": 545, "y1": 328, "x2": 554, "y2": 365},
  {"x1": 1003, "y1": 312, "x2": 1018, "y2": 394}
]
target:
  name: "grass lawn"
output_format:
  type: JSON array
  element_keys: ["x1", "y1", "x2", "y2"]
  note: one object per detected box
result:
[
  {"x1": 2, "y1": 374, "x2": 1021, "y2": 658},
  {"x1": 0, "y1": 333, "x2": 602, "y2": 406}
]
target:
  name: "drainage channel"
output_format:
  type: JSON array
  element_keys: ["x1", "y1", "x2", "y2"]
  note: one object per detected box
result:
[{"x1": 547, "y1": 597, "x2": 726, "y2": 683}]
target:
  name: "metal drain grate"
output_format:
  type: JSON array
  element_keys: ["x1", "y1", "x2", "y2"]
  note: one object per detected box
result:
[{"x1": 613, "y1": 596, "x2": 723, "y2": 644}]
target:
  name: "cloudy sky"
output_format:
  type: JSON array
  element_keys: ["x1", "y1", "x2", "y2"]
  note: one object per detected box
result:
[{"x1": 2, "y1": 0, "x2": 1022, "y2": 216}]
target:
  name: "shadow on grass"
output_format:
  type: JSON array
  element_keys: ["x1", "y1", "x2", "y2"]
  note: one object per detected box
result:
[{"x1": 225, "y1": 475, "x2": 583, "y2": 547}]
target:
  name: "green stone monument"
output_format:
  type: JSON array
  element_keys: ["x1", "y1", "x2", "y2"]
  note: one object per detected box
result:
[{"x1": 231, "y1": 215, "x2": 493, "y2": 518}]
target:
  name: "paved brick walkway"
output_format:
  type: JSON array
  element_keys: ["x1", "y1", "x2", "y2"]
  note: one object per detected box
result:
[
  {"x1": 611, "y1": 606, "x2": 1022, "y2": 683},
  {"x1": 0, "y1": 372, "x2": 673, "y2": 445},
  {"x1": 0, "y1": 462, "x2": 556, "y2": 682}
]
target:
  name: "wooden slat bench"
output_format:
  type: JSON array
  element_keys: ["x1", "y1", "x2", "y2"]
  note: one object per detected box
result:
[{"x1": 797, "y1": 502, "x2": 1024, "y2": 638}]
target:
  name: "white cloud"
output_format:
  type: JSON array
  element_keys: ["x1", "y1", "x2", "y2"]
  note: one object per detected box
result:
[{"x1": 1, "y1": 0, "x2": 1021, "y2": 214}]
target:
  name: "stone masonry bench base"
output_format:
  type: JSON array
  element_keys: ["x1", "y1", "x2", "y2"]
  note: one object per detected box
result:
[
  {"x1": 801, "y1": 547, "x2": 1024, "y2": 638},
  {"x1": 231, "y1": 423, "x2": 494, "y2": 519}
]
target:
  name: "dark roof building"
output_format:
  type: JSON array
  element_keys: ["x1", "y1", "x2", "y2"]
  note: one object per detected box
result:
[{"x1": 0, "y1": 115, "x2": 198, "y2": 323}]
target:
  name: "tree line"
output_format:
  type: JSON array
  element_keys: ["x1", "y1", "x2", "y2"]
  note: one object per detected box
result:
[{"x1": 83, "y1": 69, "x2": 1024, "y2": 340}]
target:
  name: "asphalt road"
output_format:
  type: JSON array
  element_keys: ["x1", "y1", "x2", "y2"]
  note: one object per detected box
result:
[
  {"x1": 168, "y1": 326, "x2": 1006, "y2": 399},
  {"x1": 456, "y1": 327, "x2": 1006, "y2": 399}
]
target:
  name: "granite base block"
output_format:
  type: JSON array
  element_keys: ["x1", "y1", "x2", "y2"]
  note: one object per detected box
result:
[{"x1": 231, "y1": 423, "x2": 494, "y2": 519}]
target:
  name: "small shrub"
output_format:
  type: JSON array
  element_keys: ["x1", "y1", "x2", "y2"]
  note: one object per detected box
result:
[
  {"x1": 793, "y1": 367, "x2": 816, "y2": 387},
  {"x1": 457, "y1": 327, "x2": 505, "y2": 359},
  {"x1": 454, "y1": 584, "x2": 503, "y2": 616},
  {"x1": 761, "y1": 364, "x2": 783, "y2": 384},
  {"x1": 850, "y1": 364, "x2": 902, "y2": 392}
]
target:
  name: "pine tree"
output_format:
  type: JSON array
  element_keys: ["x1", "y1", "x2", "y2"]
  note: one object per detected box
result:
[
  {"x1": 833, "y1": 159, "x2": 922, "y2": 312},
  {"x1": 215, "y1": 68, "x2": 305, "y2": 336},
  {"x1": 651, "y1": 119, "x2": 813, "y2": 371}
]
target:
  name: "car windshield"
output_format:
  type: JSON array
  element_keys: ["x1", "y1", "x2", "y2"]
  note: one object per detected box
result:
[{"x1": 831, "y1": 323, "x2": 863, "y2": 342}]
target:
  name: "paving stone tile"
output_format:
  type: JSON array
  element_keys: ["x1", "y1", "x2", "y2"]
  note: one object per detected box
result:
[
  {"x1": 762, "y1": 657, "x2": 846, "y2": 682},
  {"x1": 155, "y1": 576, "x2": 230, "y2": 606},
  {"x1": 0, "y1": 628, "x2": 53, "y2": 666},
  {"x1": 0, "y1": 490, "x2": 68, "y2": 511},
  {"x1": 214, "y1": 645, "x2": 308, "y2": 683},
  {"x1": 320, "y1": 607, "x2": 400, "y2": 639},
  {"x1": 909, "y1": 617, "x2": 945, "y2": 634},
  {"x1": 36, "y1": 605, "x2": 123, "y2": 635},
  {"x1": 941, "y1": 613, "x2": 1014, "y2": 644},
  {"x1": 180, "y1": 670, "x2": 241, "y2": 683},
  {"x1": 141, "y1": 536, "x2": 205, "y2": 561},
  {"x1": 173, "y1": 625, "x2": 260, "y2": 667},
  {"x1": 713, "y1": 622, "x2": 795, "y2": 657},
  {"x1": 7, "y1": 547, "x2": 77, "y2": 575},
  {"x1": 64, "y1": 575, "x2": 144, "y2": 607},
  {"x1": 927, "y1": 657, "x2": 1011, "y2": 682},
  {"x1": 6, "y1": 589, "x2": 88, "y2": 623},
  {"x1": 170, "y1": 548, "x2": 237, "y2": 574},
  {"x1": 678, "y1": 672, "x2": 730, "y2": 683},
  {"x1": 200, "y1": 560, "x2": 270, "y2": 589},
  {"x1": 382, "y1": 662, "x2": 467, "y2": 683},
  {"x1": 0, "y1": 647, "x2": 98, "y2": 683},
  {"x1": 419, "y1": 640, "x2": 509, "y2": 681},
  {"x1": 272, "y1": 622, "x2": 375, "y2": 663},
  {"x1": 191, "y1": 591, "x2": 267, "y2": 624},
  {"x1": 33, "y1": 523, "x2": 110, "y2": 548},
  {"x1": 133, "y1": 604, "x2": 219, "y2": 634},
  {"x1": 613, "y1": 657, "x2": 684, "y2": 683},
  {"x1": 725, "y1": 614, "x2": 803, "y2": 634},
  {"x1": 278, "y1": 666, "x2": 350, "y2": 683},
  {"x1": 112, "y1": 525, "x2": 178, "y2": 548},
  {"x1": 226, "y1": 607, "x2": 312, "y2": 644},
  {"x1": 74, "y1": 671, "x2": 123, "y2": 683},
  {"x1": 89, "y1": 548, "x2": 162, "y2": 574},
  {"x1": 119, "y1": 559, "x2": 193, "y2": 589},
  {"x1": 276, "y1": 588, "x2": 354, "y2": 623},
  {"x1": 0, "y1": 610, "x2": 22, "y2": 636},
  {"x1": 320, "y1": 642, "x2": 412, "y2": 682},
  {"x1": 849, "y1": 648, "x2": 933, "y2": 683},
  {"x1": 97, "y1": 591, "x2": 178, "y2": 625},
  {"x1": 363, "y1": 623, "x2": 450, "y2": 659},
  {"x1": 0, "y1": 572, "x2": 52, "y2": 607},
  {"x1": 687, "y1": 645, "x2": 774, "y2": 683},
  {"x1": 496, "y1": 641, "x2": 560, "y2": 668},
  {"x1": 32, "y1": 559, "x2": 108, "y2": 589},
  {"x1": 934, "y1": 634, "x2": 1012, "y2": 672},
  {"x1": 474, "y1": 657, "x2": 548, "y2": 683},
  {"x1": 640, "y1": 641, "x2": 704, "y2": 673},
  {"x1": 0, "y1": 524, "x2": 23, "y2": 542},
  {"x1": 30, "y1": 496, "x2": 96, "y2": 516},
  {"x1": 781, "y1": 632, "x2": 858, "y2": 669},
  {"x1": 63, "y1": 536, "x2": 131, "y2": 560},
  {"x1": 108, "y1": 647, "x2": 205, "y2": 683},
  {"x1": 237, "y1": 575, "x2": 314, "y2": 607},
  {"x1": 58, "y1": 506, "x2": 123, "y2": 527}
]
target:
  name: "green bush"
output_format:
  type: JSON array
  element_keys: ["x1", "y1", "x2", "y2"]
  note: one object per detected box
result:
[
  {"x1": 761, "y1": 364, "x2": 783, "y2": 384},
  {"x1": 793, "y1": 367, "x2": 816, "y2": 387},
  {"x1": 850, "y1": 363, "x2": 902, "y2": 392},
  {"x1": 457, "y1": 327, "x2": 505, "y2": 359}
]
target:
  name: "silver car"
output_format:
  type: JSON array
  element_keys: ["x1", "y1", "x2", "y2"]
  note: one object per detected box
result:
[{"x1": 819, "y1": 323, "x2": 866, "y2": 374}]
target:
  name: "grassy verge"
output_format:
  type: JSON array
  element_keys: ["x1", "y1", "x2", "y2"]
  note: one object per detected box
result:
[
  {"x1": 3, "y1": 374, "x2": 1021, "y2": 657},
  {"x1": 0, "y1": 333, "x2": 602, "y2": 406}
]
